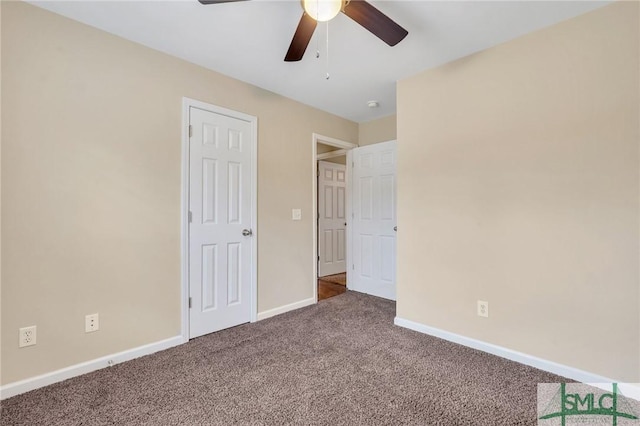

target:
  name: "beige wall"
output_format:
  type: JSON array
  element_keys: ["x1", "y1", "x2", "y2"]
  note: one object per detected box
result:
[
  {"x1": 317, "y1": 143, "x2": 346, "y2": 165},
  {"x1": 316, "y1": 143, "x2": 341, "y2": 155},
  {"x1": 1, "y1": 2, "x2": 357, "y2": 385},
  {"x1": 397, "y1": 2, "x2": 639, "y2": 381},
  {"x1": 330, "y1": 157, "x2": 346, "y2": 165},
  {"x1": 320, "y1": 156, "x2": 346, "y2": 165},
  {"x1": 358, "y1": 114, "x2": 396, "y2": 146}
]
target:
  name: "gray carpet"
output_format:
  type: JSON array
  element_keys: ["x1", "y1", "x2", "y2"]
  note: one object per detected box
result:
[{"x1": 1, "y1": 291, "x2": 566, "y2": 425}]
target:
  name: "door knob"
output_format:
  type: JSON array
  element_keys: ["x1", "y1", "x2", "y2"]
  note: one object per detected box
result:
[
  {"x1": 242, "y1": 229, "x2": 253, "y2": 237},
  {"x1": 393, "y1": 226, "x2": 397, "y2": 232}
]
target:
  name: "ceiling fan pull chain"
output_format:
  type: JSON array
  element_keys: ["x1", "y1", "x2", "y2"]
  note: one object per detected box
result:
[
  {"x1": 316, "y1": 0, "x2": 321, "y2": 59},
  {"x1": 326, "y1": 21, "x2": 330, "y2": 80},
  {"x1": 316, "y1": 32, "x2": 319, "y2": 58}
]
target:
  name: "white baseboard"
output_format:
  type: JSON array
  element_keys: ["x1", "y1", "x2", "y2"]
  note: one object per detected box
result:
[
  {"x1": 257, "y1": 297, "x2": 316, "y2": 321},
  {"x1": 0, "y1": 335, "x2": 185, "y2": 400},
  {"x1": 2, "y1": 297, "x2": 317, "y2": 400},
  {"x1": 394, "y1": 317, "x2": 620, "y2": 385}
]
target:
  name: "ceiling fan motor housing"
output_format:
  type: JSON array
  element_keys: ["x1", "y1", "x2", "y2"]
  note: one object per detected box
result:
[
  {"x1": 301, "y1": 0, "x2": 346, "y2": 22},
  {"x1": 196, "y1": 0, "x2": 408, "y2": 62}
]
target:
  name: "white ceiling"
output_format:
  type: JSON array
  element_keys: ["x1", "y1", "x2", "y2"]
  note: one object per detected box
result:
[{"x1": 29, "y1": 0, "x2": 608, "y2": 123}]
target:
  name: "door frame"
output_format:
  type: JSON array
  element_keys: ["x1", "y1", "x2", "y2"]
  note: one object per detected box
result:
[
  {"x1": 181, "y1": 97, "x2": 258, "y2": 341},
  {"x1": 312, "y1": 133, "x2": 357, "y2": 302}
]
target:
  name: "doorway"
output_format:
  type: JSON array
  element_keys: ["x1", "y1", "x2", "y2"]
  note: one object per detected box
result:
[
  {"x1": 312, "y1": 134, "x2": 357, "y2": 302},
  {"x1": 318, "y1": 159, "x2": 347, "y2": 301}
]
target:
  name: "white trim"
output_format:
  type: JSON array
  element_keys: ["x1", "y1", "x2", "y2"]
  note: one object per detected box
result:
[
  {"x1": 317, "y1": 148, "x2": 349, "y2": 161},
  {"x1": 250, "y1": 112, "x2": 258, "y2": 323},
  {"x1": 394, "y1": 317, "x2": 620, "y2": 385},
  {"x1": 313, "y1": 133, "x2": 357, "y2": 150},
  {"x1": 256, "y1": 297, "x2": 316, "y2": 321},
  {"x1": 312, "y1": 133, "x2": 357, "y2": 302},
  {"x1": 312, "y1": 137, "x2": 318, "y2": 302},
  {"x1": 180, "y1": 99, "x2": 191, "y2": 342},
  {"x1": 616, "y1": 383, "x2": 640, "y2": 401},
  {"x1": 346, "y1": 149, "x2": 353, "y2": 290},
  {"x1": 181, "y1": 97, "x2": 259, "y2": 340},
  {"x1": 0, "y1": 336, "x2": 183, "y2": 400}
]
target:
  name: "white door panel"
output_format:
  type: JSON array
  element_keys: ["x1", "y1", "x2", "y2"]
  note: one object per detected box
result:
[
  {"x1": 350, "y1": 141, "x2": 397, "y2": 300},
  {"x1": 318, "y1": 161, "x2": 347, "y2": 277},
  {"x1": 189, "y1": 107, "x2": 253, "y2": 338}
]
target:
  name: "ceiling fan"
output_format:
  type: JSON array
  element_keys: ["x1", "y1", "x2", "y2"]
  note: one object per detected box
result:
[{"x1": 197, "y1": 0, "x2": 408, "y2": 62}]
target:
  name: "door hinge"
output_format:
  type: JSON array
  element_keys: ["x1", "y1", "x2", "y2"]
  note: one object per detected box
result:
[
  {"x1": 188, "y1": 297, "x2": 192, "y2": 308},
  {"x1": 188, "y1": 211, "x2": 192, "y2": 223},
  {"x1": 188, "y1": 125, "x2": 192, "y2": 138},
  {"x1": 318, "y1": 255, "x2": 320, "y2": 261},
  {"x1": 352, "y1": 264, "x2": 355, "y2": 270}
]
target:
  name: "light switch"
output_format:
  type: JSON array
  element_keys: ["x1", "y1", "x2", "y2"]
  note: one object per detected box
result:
[{"x1": 292, "y1": 209, "x2": 302, "y2": 221}]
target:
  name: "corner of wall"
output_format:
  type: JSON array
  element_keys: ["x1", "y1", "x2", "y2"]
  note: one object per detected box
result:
[{"x1": 358, "y1": 114, "x2": 397, "y2": 146}]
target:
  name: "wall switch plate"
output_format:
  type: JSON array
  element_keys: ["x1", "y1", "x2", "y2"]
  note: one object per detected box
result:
[
  {"x1": 85, "y1": 313, "x2": 99, "y2": 333},
  {"x1": 477, "y1": 300, "x2": 489, "y2": 318},
  {"x1": 292, "y1": 209, "x2": 302, "y2": 221},
  {"x1": 19, "y1": 326, "x2": 37, "y2": 348}
]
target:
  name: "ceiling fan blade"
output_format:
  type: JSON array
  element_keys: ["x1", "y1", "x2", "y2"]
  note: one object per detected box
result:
[
  {"x1": 284, "y1": 13, "x2": 317, "y2": 62},
  {"x1": 198, "y1": 0, "x2": 249, "y2": 4},
  {"x1": 342, "y1": 0, "x2": 408, "y2": 46}
]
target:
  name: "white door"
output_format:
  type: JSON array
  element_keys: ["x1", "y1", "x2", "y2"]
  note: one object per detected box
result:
[
  {"x1": 349, "y1": 141, "x2": 397, "y2": 300},
  {"x1": 189, "y1": 106, "x2": 254, "y2": 339},
  {"x1": 318, "y1": 161, "x2": 347, "y2": 277}
]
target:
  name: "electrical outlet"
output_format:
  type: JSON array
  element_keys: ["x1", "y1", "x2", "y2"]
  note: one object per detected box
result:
[
  {"x1": 292, "y1": 209, "x2": 302, "y2": 221},
  {"x1": 477, "y1": 300, "x2": 489, "y2": 318},
  {"x1": 85, "y1": 313, "x2": 99, "y2": 333},
  {"x1": 19, "y1": 326, "x2": 37, "y2": 348}
]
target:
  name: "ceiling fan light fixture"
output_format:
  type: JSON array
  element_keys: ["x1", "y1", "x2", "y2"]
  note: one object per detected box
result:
[{"x1": 302, "y1": 0, "x2": 342, "y2": 22}]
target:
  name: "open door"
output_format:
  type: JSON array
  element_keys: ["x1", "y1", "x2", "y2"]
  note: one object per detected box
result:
[
  {"x1": 318, "y1": 161, "x2": 347, "y2": 277},
  {"x1": 348, "y1": 141, "x2": 397, "y2": 300}
]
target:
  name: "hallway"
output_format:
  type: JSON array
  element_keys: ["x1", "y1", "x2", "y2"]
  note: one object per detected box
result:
[{"x1": 317, "y1": 273, "x2": 346, "y2": 301}]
